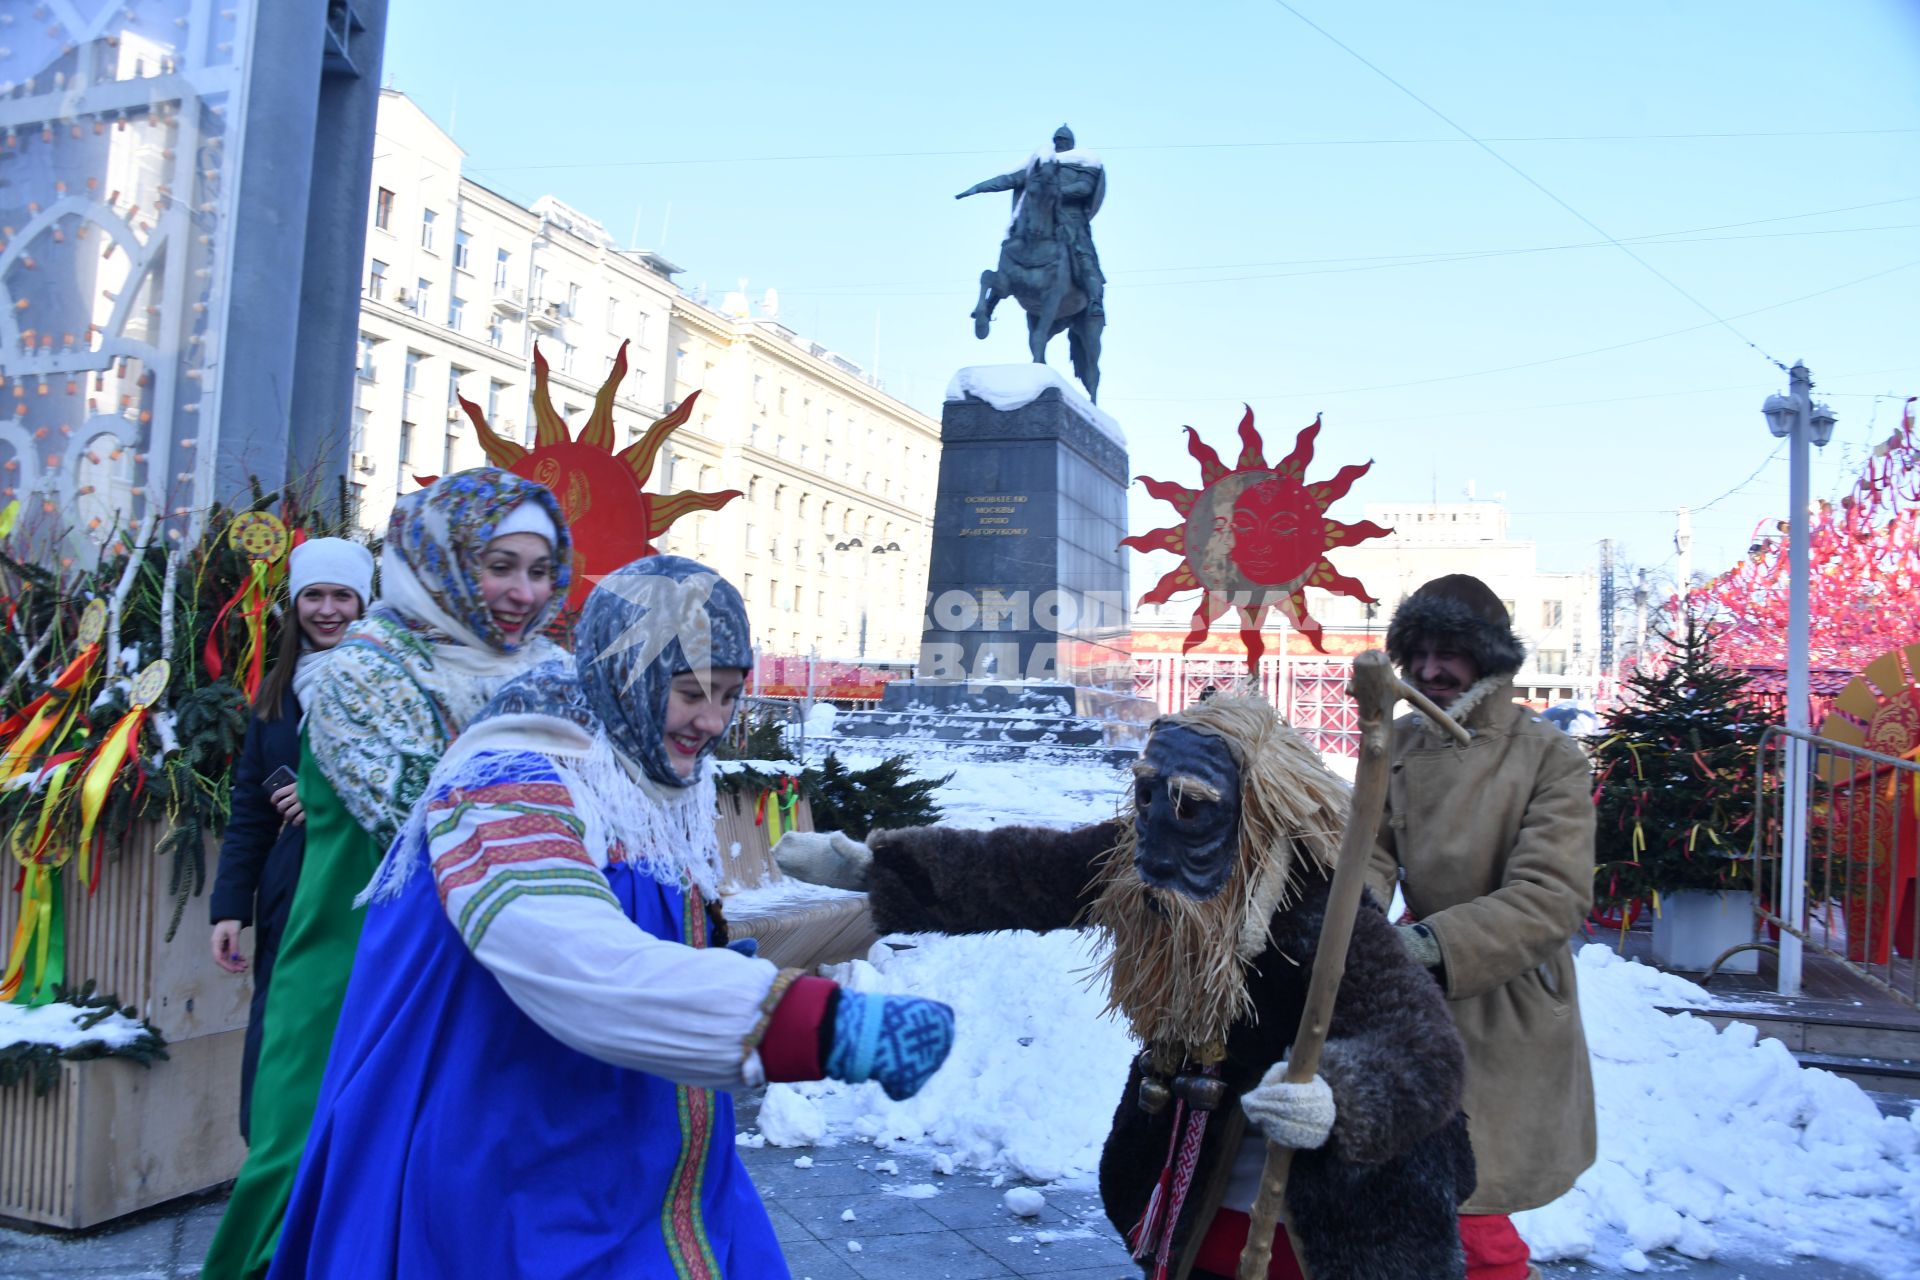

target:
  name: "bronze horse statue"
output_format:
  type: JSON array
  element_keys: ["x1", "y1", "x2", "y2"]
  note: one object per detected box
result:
[{"x1": 966, "y1": 157, "x2": 1105, "y2": 404}]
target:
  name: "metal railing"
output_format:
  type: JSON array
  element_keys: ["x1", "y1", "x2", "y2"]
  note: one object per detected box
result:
[{"x1": 1753, "y1": 726, "x2": 1919, "y2": 1009}]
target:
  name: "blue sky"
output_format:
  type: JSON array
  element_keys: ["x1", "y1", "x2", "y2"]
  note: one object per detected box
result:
[{"x1": 386, "y1": 0, "x2": 1920, "y2": 590}]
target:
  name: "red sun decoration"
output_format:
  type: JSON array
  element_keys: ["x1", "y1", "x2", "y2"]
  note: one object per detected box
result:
[
  {"x1": 1122, "y1": 408, "x2": 1389, "y2": 671},
  {"x1": 418, "y1": 340, "x2": 742, "y2": 611}
]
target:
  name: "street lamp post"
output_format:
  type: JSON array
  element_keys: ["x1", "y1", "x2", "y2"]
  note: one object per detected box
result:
[
  {"x1": 1760, "y1": 361, "x2": 1835, "y2": 997},
  {"x1": 833, "y1": 538, "x2": 902, "y2": 661}
]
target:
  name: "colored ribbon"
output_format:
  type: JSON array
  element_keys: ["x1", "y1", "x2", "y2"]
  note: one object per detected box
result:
[
  {"x1": 76, "y1": 702, "x2": 151, "y2": 894},
  {"x1": 1, "y1": 753, "x2": 82, "y2": 1005},
  {"x1": 203, "y1": 558, "x2": 275, "y2": 697},
  {"x1": 0, "y1": 640, "x2": 101, "y2": 782}
]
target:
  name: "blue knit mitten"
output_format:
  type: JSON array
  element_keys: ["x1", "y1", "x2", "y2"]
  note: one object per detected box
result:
[{"x1": 824, "y1": 991, "x2": 955, "y2": 1101}]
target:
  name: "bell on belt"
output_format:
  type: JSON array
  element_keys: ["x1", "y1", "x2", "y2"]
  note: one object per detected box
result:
[
  {"x1": 1137, "y1": 1075, "x2": 1172, "y2": 1114},
  {"x1": 1173, "y1": 1074, "x2": 1227, "y2": 1112}
]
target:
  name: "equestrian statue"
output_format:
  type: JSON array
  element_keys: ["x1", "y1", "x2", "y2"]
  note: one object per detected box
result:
[{"x1": 957, "y1": 124, "x2": 1107, "y2": 404}]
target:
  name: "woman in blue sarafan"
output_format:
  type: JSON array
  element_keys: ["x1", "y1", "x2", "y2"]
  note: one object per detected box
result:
[{"x1": 271, "y1": 555, "x2": 955, "y2": 1280}]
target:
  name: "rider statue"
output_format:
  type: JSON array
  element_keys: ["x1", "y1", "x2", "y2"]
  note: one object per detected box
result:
[{"x1": 958, "y1": 124, "x2": 1106, "y2": 318}]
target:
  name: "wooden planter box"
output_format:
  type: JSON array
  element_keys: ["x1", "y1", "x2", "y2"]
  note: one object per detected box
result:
[
  {"x1": 1651, "y1": 889, "x2": 1759, "y2": 974},
  {"x1": 1, "y1": 821, "x2": 251, "y2": 1228}
]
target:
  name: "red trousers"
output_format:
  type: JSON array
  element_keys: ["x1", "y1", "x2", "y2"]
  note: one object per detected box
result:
[{"x1": 1192, "y1": 1209, "x2": 1531, "y2": 1280}]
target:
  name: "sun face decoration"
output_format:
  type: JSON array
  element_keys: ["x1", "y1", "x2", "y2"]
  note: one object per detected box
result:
[
  {"x1": 1122, "y1": 408, "x2": 1389, "y2": 670},
  {"x1": 419, "y1": 341, "x2": 741, "y2": 611}
]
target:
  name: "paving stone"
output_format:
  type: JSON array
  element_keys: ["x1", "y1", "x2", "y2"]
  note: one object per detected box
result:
[
  {"x1": 832, "y1": 1226, "x2": 1016, "y2": 1279},
  {"x1": 776, "y1": 1190, "x2": 949, "y2": 1245},
  {"x1": 775, "y1": 1234, "x2": 867, "y2": 1280},
  {"x1": 0, "y1": 1214, "x2": 178, "y2": 1273},
  {"x1": 958, "y1": 1221, "x2": 1136, "y2": 1273}
]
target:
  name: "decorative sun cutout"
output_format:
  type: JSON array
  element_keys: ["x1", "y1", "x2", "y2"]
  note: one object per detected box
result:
[
  {"x1": 1817, "y1": 643, "x2": 1920, "y2": 783},
  {"x1": 1122, "y1": 407, "x2": 1389, "y2": 671},
  {"x1": 420, "y1": 340, "x2": 741, "y2": 611}
]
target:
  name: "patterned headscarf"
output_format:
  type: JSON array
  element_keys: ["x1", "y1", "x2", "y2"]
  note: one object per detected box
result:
[
  {"x1": 577, "y1": 556, "x2": 753, "y2": 789},
  {"x1": 377, "y1": 467, "x2": 572, "y2": 652}
]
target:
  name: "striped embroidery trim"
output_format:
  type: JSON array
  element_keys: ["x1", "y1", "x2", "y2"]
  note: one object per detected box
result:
[
  {"x1": 662, "y1": 1085, "x2": 719, "y2": 1280},
  {"x1": 437, "y1": 835, "x2": 596, "y2": 902},
  {"x1": 432, "y1": 810, "x2": 582, "y2": 878},
  {"x1": 427, "y1": 782, "x2": 577, "y2": 826},
  {"x1": 460, "y1": 870, "x2": 620, "y2": 949}
]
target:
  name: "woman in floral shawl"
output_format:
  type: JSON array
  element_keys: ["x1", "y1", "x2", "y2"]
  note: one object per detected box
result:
[
  {"x1": 205, "y1": 468, "x2": 572, "y2": 1280},
  {"x1": 269, "y1": 556, "x2": 955, "y2": 1280}
]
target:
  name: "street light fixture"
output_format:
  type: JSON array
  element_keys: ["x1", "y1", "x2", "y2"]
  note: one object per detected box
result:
[{"x1": 1758, "y1": 360, "x2": 1835, "y2": 998}]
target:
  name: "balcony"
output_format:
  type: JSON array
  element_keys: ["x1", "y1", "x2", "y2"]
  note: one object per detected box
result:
[
  {"x1": 491, "y1": 287, "x2": 527, "y2": 316},
  {"x1": 527, "y1": 299, "x2": 564, "y2": 332}
]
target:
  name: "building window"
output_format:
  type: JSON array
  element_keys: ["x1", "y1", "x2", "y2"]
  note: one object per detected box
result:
[
  {"x1": 557, "y1": 341, "x2": 576, "y2": 374},
  {"x1": 605, "y1": 297, "x2": 621, "y2": 333},
  {"x1": 748, "y1": 476, "x2": 760, "y2": 501},
  {"x1": 367, "y1": 259, "x2": 386, "y2": 300},
  {"x1": 1541, "y1": 600, "x2": 1563, "y2": 630},
  {"x1": 356, "y1": 332, "x2": 377, "y2": 380},
  {"x1": 634, "y1": 312, "x2": 650, "y2": 346},
  {"x1": 745, "y1": 523, "x2": 757, "y2": 554},
  {"x1": 566, "y1": 282, "x2": 581, "y2": 317},
  {"x1": 403, "y1": 349, "x2": 423, "y2": 393},
  {"x1": 413, "y1": 278, "x2": 431, "y2": 317},
  {"x1": 532, "y1": 265, "x2": 547, "y2": 303},
  {"x1": 494, "y1": 248, "x2": 511, "y2": 289},
  {"x1": 769, "y1": 579, "x2": 780, "y2": 609},
  {"x1": 773, "y1": 484, "x2": 785, "y2": 512},
  {"x1": 1538, "y1": 649, "x2": 1568, "y2": 677},
  {"x1": 374, "y1": 187, "x2": 393, "y2": 231},
  {"x1": 487, "y1": 316, "x2": 505, "y2": 349},
  {"x1": 453, "y1": 229, "x2": 470, "y2": 271},
  {"x1": 743, "y1": 573, "x2": 754, "y2": 601},
  {"x1": 420, "y1": 208, "x2": 437, "y2": 251},
  {"x1": 442, "y1": 428, "x2": 456, "y2": 475},
  {"x1": 448, "y1": 366, "x2": 466, "y2": 412},
  {"x1": 447, "y1": 294, "x2": 465, "y2": 330},
  {"x1": 398, "y1": 420, "x2": 415, "y2": 468},
  {"x1": 1499, "y1": 599, "x2": 1516, "y2": 620},
  {"x1": 749, "y1": 423, "x2": 762, "y2": 449},
  {"x1": 793, "y1": 584, "x2": 803, "y2": 611},
  {"x1": 487, "y1": 379, "x2": 506, "y2": 421},
  {"x1": 350, "y1": 405, "x2": 369, "y2": 454}
]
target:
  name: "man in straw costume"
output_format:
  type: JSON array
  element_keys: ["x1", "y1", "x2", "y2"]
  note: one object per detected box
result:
[{"x1": 779, "y1": 693, "x2": 1475, "y2": 1279}]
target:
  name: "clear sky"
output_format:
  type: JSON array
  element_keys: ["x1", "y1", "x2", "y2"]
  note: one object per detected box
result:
[{"x1": 384, "y1": 0, "x2": 1920, "y2": 596}]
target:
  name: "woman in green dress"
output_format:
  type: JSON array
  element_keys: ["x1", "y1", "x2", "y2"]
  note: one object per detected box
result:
[{"x1": 204, "y1": 468, "x2": 571, "y2": 1280}]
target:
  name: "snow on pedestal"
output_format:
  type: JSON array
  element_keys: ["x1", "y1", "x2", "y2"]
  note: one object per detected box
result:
[{"x1": 945, "y1": 365, "x2": 1125, "y2": 447}]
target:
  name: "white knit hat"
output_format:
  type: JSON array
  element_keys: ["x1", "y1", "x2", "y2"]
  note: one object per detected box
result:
[
  {"x1": 288, "y1": 537, "x2": 376, "y2": 607},
  {"x1": 489, "y1": 499, "x2": 558, "y2": 547}
]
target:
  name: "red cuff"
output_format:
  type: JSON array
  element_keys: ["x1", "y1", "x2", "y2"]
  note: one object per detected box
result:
[{"x1": 758, "y1": 975, "x2": 836, "y2": 1082}]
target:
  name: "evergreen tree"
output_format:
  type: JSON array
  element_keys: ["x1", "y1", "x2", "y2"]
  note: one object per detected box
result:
[
  {"x1": 805, "y1": 753, "x2": 949, "y2": 841},
  {"x1": 1590, "y1": 613, "x2": 1770, "y2": 911}
]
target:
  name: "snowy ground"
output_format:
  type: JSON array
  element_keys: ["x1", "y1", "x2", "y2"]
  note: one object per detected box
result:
[{"x1": 757, "y1": 745, "x2": 1920, "y2": 1279}]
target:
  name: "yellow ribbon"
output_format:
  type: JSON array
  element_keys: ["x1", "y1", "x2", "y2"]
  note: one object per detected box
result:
[
  {"x1": 76, "y1": 705, "x2": 148, "y2": 890},
  {"x1": 0, "y1": 866, "x2": 53, "y2": 1002},
  {"x1": 0, "y1": 641, "x2": 102, "y2": 782}
]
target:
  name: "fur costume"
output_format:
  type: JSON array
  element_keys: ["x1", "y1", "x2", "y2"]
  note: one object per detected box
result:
[{"x1": 866, "y1": 697, "x2": 1474, "y2": 1280}]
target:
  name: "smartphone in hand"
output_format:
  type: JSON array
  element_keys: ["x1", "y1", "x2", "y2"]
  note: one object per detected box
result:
[{"x1": 264, "y1": 765, "x2": 298, "y2": 795}]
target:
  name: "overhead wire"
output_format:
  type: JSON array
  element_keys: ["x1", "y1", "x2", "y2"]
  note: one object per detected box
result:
[{"x1": 1265, "y1": 0, "x2": 1794, "y2": 371}]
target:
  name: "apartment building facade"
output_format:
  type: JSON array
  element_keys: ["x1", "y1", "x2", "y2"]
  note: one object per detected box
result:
[{"x1": 350, "y1": 92, "x2": 939, "y2": 661}]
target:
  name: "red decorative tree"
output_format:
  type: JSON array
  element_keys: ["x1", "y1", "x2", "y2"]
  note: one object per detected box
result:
[{"x1": 1691, "y1": 397, "x2": 1919, "y2": 675}]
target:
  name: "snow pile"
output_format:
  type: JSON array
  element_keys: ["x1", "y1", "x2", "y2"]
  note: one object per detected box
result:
[
  {"x1": 0, "y1": 998, "x2": 153, "y2": 1052},
  {"x1": 761, "y1": 929, "x2": 1134, "y2": 1185},
  {"x1": 944, "y1": 365, "x2": 1125, "y2": 447},
  {"x1": 1518, "y1": 944, "x2": 1920, "y2": 1277}
]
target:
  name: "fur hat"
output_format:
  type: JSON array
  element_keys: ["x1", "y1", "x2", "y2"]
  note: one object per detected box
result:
[{"x1": 1385, "y1": 574, "x2": 1526, "y2": 678}]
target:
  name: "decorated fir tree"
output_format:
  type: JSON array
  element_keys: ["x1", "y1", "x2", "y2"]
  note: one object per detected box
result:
[{"x1": 1591, "y1": 614, "x2": 1771, "y2": 912}]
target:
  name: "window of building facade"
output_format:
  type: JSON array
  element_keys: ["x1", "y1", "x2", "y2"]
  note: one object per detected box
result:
[
  {"x1": 494, "y1": 248, "x2": 511, "y2": 289},
  {"x1": 745, "y1": 523, "x2": 756, "y2": 554},
  {"x1": 443, "y1": 429, "x2": 456, "y2": 475},
  {"x1": 769, "y1": 578, "x2": 780, "y2": 609},
  {"x1": 1541, "y1": 600, "x2": 1563, "y2": 630},
  {"x1": 398, "y1": 420, "x2": 414, "y2": 467},
  {"x1": 453, "y1": 229, "x2": 470, "y2": 271},
  {"x1": 532, "y1": 265, "x2": 547, "y2": 302},
  {"x1": 414, "y1": 278, "x2": 431, "y2": 317},
  {"x1": 421, "y1": 208, "x2": 437, "y2": 252},
  {"x1": 566, "y1": 282, "x2": 581, "y2": 316},
  {"x1": 374, "y1": 187, "x2": 393, "y2": 230},
  {"x1": 403, "y1": 350, "x2": 423, "y2": 393},
  {"x1": 367, "y1": 259, "x2": 386, "y2": 300},
  {"x1": 448, "y1": 366, "x2": 466, "y2": 412},
  {"x1": 773, "y1": 484, "x2": 785, "y2": 512},
  {"x1": 447, "y1": 294, "x2": 464, "y2": 330},
  {"x1": 634, "y1": 312, "x2": 649, "y2": 346},
  {"x1": 1538, "y1": 650, "x2": 1568, "y2": 676},
  {"x1": 557, "y1": 340, "x2": 576, "y2": 373},
  {"x1": 487, "y1": 316, "x2": 505, "y2": 348},
  {"x1": 350, "y1": 405, "x2": 369, "y2": 454},
  {"x1": 357, "y1": 332, "x2": 378, "y2": 380},
  {"x1": 487, "y1": 379, "x2": 506, "y2": 421}
]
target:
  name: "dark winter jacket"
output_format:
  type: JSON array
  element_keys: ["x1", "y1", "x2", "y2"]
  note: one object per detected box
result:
[
  {"x1": 209, "y1": 689, "x2": 307, "y2": 1140},
  {"x1": 868, "y1": 819, "x2": 1475, "y2": 1280}
]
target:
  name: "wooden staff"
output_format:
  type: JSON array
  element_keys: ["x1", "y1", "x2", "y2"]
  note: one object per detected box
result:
[{"x1": 1236, "y1": 652, "x2": 1467, "y2": 1278}]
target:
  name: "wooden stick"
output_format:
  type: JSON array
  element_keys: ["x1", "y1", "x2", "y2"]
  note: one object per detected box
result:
[
  {"x1": 1237, "y1": 649, "x2": 1400, "y2": 1280},
  {"x1": 1394, "y1": 679, "x2": 1471, "y2": 746}
]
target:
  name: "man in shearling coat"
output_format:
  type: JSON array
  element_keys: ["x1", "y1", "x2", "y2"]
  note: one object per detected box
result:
[{"x1": 1369, "y1": 575, "x2": 1598, "y2": 1280}]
